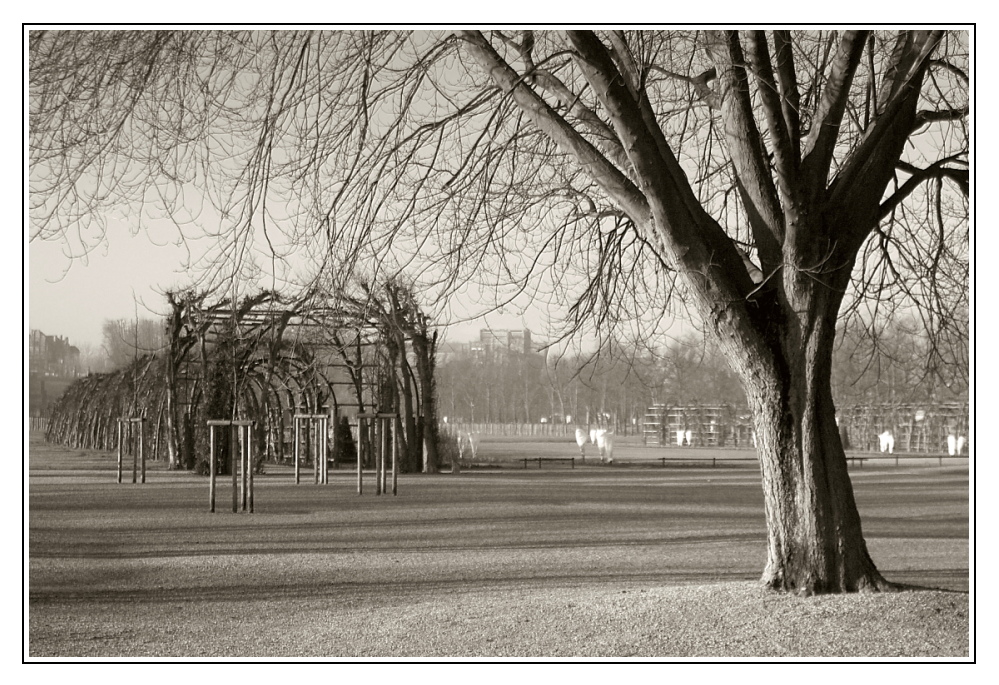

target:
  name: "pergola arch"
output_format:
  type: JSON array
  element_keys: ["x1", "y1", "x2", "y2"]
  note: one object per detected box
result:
[{"x1": 47, "y1": 285, "x2": 441, "y2": 473}]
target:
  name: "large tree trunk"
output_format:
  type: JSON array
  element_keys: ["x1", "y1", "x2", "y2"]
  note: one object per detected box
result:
[{"x1": 736, "y1": 277, "x2": 893, "y2": 594}]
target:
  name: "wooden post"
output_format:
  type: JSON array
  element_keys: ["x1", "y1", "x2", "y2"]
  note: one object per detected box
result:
[
  {"x1": 381, "y1": 417, "x2": 388, "y2": 494},
  {"x1": 383, "y1": 418, "x2": 390, "y2": 494},
  {"x1": 231, "y1": 425, "x2": 238, "y2": 513},
  {"x1": 314, "y1": 419, "x2": 320, "y2": 485},
  {"x1": 116, "y1": 419, "x2": 123, "y2": 484},
  {"x1": 131, "y1": 421, "x2": 138, "y2": 484},
  {"x1": 209, "y1": 425, "x2": 216, "y2": 513},
  {"x1": 139, "y1": 419, "x2": 146, "y2": 484},
  {"x1": 378, "y1": 417, "x2": 385, "y2": 494},
  {"x1": 357, "y1": 417, "x2": 363, "y2": 495},
  {"x1": 322, "y1": 416, "x2": 329, "y2": 484},
  {"x1": 375, "y1": 416, "x2": 383, "y2": 496},
  {"x1": 294, "y1": 416, "x2": 301, "y2": 485},
  {"x1": 246, "y1": 424, "x2": 254, "y2": 513},
  {"x1": 241, "y1": 425, "x2": 248, "y2": 512},
  {"x1": 391, "y1": 417, "x2": 398, "y2": 496},
  {"x1": 330, "y1": 409, "x2": 338, "y2": 483}
]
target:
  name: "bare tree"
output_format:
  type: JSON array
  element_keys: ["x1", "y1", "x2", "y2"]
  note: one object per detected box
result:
[
  {"x1": 29, "y1": 29, "x2": 969, "y2": 593},
  {"x1": 101, "y1": 317, "x2": 166, "y2": 370}
]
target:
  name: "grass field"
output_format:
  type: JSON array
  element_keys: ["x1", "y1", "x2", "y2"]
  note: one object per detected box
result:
[{"x1": 27, "y1": 434, "x2": 971, "y2": 659}]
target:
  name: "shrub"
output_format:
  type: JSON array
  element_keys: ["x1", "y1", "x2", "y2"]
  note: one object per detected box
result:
[
  {"x1": 437, "y1": 428, "x2": 462, "y2": 466},
  {"x1": 332, "y1": 416, "x2": 357, "y2": 465}
]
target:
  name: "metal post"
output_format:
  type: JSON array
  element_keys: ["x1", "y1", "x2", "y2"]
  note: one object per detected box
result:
[{"x1": 209, "y1": 426, "x2": 216, "y2": 513}]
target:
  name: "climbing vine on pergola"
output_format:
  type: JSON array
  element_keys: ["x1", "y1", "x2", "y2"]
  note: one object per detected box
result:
[{"x1": 47, "y1": 282, "x2": 443, "y2": 474}]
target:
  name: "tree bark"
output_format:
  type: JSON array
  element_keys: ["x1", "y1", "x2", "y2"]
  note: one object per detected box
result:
[
  {"x1": 414, "y1": 329, "x2": 441, "y2": 473},
  {"x1": 728, "y1": 266, "x2": 892, "y2": 594}
]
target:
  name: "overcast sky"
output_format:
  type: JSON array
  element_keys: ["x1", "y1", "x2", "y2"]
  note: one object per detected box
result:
[{"x1": 27, "y1": 220, "x2": 556, "y2": 350}]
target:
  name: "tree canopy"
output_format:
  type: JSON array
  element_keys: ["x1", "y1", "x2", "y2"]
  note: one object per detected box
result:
[{"x1": 30, "y1": 30, "x2": 968, "y2": 352}]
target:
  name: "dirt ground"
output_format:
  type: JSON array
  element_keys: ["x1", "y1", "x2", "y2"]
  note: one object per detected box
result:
[{"x1": 26, "y1": 434, "x2": 970, "y2": 659}]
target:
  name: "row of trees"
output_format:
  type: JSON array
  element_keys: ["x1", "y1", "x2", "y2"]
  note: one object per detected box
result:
[
  {"x1": 437, "y1": 334, "x2": 744, "y2": 430},
  {"x1": 437, "y1": 311, "x2": 968, "y2": 431}
]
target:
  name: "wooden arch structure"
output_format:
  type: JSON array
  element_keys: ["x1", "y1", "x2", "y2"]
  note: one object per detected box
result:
[{"x1": 47, "y1": 285, "x2": 443, "y2": 475}]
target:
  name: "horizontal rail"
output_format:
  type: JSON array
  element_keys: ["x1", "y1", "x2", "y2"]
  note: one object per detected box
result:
[{"x1": 522, "y1": 457, "x2": 575, "y2": 469}]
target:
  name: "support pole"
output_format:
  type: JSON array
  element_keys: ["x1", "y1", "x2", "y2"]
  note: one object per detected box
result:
[
  {"x1": 241, "y1": 425, "x2": 248, "y2": 512},
  {"x1": 247, "y1": 425, "x2": 254, "y2": 513},
  {"x1": 314, "y1": 419, "x2": 320, "y2": 485},
  {"x1": 375, "y1": 417, "x2": 384, "y2": 496},
  {"x1": 131, "y1": 421, "x2": 138, "y2": 484},
  {"x1": 209, "y1": 425, "x2": 216, "y2": 513},
  {"x1": 294, "y1": 416, "x2": 301, "y2": 485},
  {"x1": 381, "y1": 418, "x2": 388, "y2": 495},
  {"x1": 391, "y1": 417, "x2": 398, "y2": 496},
  {"x1": 321, "y1": 416, "x2": 329, "y2": 484},
  {"x1": 231, "y1": 425, "x2": 238, "y2": 514},
  {"x1": 331, "y1": 409, "x2": 338, "y2": 483},
  {"x1": 139, "y1": 419, "x2": 146, "y2": 484},
  {"x1": 116, "y1": 419, "x2": 123, "y2": 484},
  {"x1": 357, "y1": 417, "x2": 364, "y2": 495}
]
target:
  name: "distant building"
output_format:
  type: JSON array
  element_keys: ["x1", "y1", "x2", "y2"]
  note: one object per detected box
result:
[
  {"x1": 438, "y1": 328, "x2": 542, "y2": 364},
  {"x1": 28, "y1": 329, "x2": 81, "y2": 416},
  {"x1": 476, "y1": 328, "x2": 533, "y2": 356}
]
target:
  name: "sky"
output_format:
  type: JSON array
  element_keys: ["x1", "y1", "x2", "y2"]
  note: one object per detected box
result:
[{"x1": 27, "y1": 219, "x2": 559, "y2": 351}]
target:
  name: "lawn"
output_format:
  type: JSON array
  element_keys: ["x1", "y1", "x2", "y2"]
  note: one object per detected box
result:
[{"x1": 26, "y1": 434, "x2": 970, "y2": 659}]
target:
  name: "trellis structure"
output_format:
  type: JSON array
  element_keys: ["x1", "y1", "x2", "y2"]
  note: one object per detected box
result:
[
  {"x1": 641, "y1": 401, "x2": 970, "y2": 455},
  {"x1": 642, "y1": 404, "x2": 752, "y2": 448},
  {"x1": 837, "y1": 402, "x2": 969, "y2": 454},
  {"x1": 46, "y1": 286, "x2": 440, "y2": 477}
]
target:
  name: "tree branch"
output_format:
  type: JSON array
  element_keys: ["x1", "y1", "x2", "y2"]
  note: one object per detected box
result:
[
  {"x1": 745, "y1": 31, "x2": 803, "y2": 209},
  {"x1": 878, "y1": 158, "x2": 969, "y2": 222},
  {"x1": 827, "y1": 31, "x2": 944, "y2": 248},
  {"x1": 565, "y1": 30, "x2": 760, "y2": 301},
  {"x1": 455, "y1": 30, "x2": 652, "y2": 226},
  {"x1": 800, "y1": 30, "x2": 869, "y2": 191},
  {"x1": 706, "y1": 30, "x2": 785, "y2": 266},
  {"x1": 648, "y1": 65, "x2": 719, "y2": 109},
  {"x1": 913, "y1": 105, "x2": 969, "y2": 131},
  {"x1": 772, "y1": 31, "x2": 801, "y2": 157}
]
